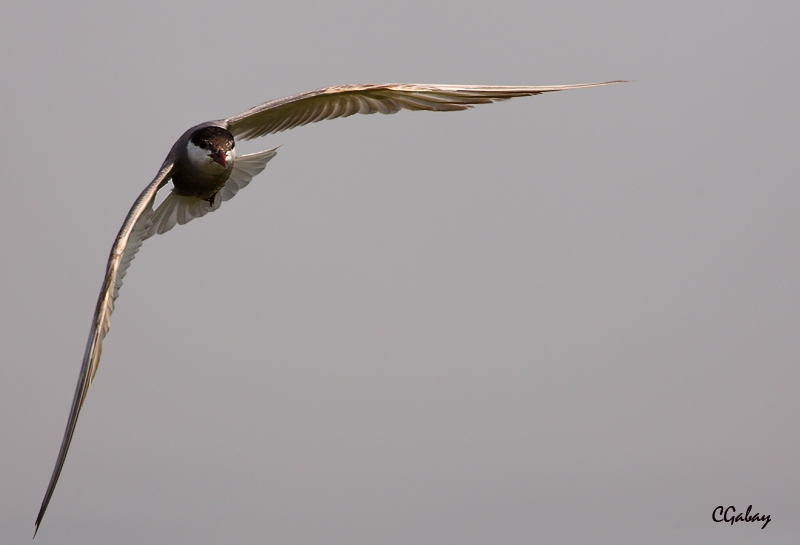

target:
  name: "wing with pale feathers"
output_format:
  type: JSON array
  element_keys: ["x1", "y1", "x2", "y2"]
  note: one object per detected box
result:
[
  {"x1": 218, "y1": 147, "x2": 279, "y2": 201},
  {"x1": 35, "y1": 161, "x2": 174, "y2": 536},
  {"x1": 225, "y1": 81, "x2": 625, "y2": 140}
]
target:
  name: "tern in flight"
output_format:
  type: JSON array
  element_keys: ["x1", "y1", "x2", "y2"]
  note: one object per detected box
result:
[{"x1": 35, "y1": 80, "x2": 623, "y2": 535}]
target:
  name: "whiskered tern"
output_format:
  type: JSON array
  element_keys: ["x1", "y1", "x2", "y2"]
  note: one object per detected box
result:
[{"x1": 35, "y1": 80, "x2": 623, "y2": 535}]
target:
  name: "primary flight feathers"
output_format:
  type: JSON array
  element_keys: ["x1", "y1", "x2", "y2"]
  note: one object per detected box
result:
[{"x1": 226, "y1": 82, "x2": 622, "y2": 139}]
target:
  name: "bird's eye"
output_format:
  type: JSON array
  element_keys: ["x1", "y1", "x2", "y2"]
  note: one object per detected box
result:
[{"x1": 198, "y1": 141, "x2": 207, "y2": 150}]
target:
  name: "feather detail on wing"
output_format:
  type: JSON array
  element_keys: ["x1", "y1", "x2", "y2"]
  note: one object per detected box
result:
[
  {"x1": 146, "y1": 147, "x2": 278, "y2": 237},
  {"x1": 225, "y1": 81, "x2": 626, "y2": 140},
  {"x1": 218, "y1": 147, "x2": 279, "y2": 201},
  {"x1": 35, "y1": 161, "x2": 174, "y2": 536},
  {"x1": 146, "y1": 192, "x2": 222, "y2": 237}
]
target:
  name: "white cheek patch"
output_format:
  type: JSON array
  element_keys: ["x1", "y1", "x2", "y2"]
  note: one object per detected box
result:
[{"x1": 186, "y1": 141, "x2": 213, "y2": 166}]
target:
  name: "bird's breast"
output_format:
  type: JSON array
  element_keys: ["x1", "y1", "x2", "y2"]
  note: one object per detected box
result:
[{"x1": 172, "y1": 159, "x2": 232, "y2": 199}]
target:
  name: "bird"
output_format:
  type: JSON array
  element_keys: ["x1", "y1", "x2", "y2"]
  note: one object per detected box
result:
[{"x1": 34, "y1": 80, "x2": 624, "y2": 535}]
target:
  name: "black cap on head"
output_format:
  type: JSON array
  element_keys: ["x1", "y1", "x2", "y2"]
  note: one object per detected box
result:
[{"x1": 190, "y1": 126, "x2": 235, "y2": 152}]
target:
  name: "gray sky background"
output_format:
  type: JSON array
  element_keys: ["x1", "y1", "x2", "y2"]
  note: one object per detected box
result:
[{"x1": 2, "y1": 1, "x2": 798, "y2": 543}]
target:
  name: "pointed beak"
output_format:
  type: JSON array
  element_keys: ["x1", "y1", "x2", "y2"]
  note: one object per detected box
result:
[{"x1": 210, "y1": 150, "x2": 227, "y2": 167}]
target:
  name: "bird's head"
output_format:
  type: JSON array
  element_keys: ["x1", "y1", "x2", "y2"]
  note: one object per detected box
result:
[{"x1": 187, "y1": 126, "x2": 235, "y2": 169}]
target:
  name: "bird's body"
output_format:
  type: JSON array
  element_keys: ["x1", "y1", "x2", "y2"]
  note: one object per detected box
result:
[{"x1": 34, "y1": 80, "x2": 624, "y2": 536}]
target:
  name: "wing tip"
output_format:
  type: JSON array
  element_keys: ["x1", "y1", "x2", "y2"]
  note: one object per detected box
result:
[{"x1": 34, "y1": 507, "x2": 45, "y2": 538}]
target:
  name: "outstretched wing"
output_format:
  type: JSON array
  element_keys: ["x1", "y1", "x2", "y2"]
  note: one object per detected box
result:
[
  {"x1": 35, "y1": 161, "x2": 174, "y2": 536},
  {"x1": 225, "y1": 81, "x2": 624, "y2": 140}
]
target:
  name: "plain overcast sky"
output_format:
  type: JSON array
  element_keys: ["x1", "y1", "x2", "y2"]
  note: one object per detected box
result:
[{"x1": 2, "y1": 1, "x2": 799, "y2": 544}]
